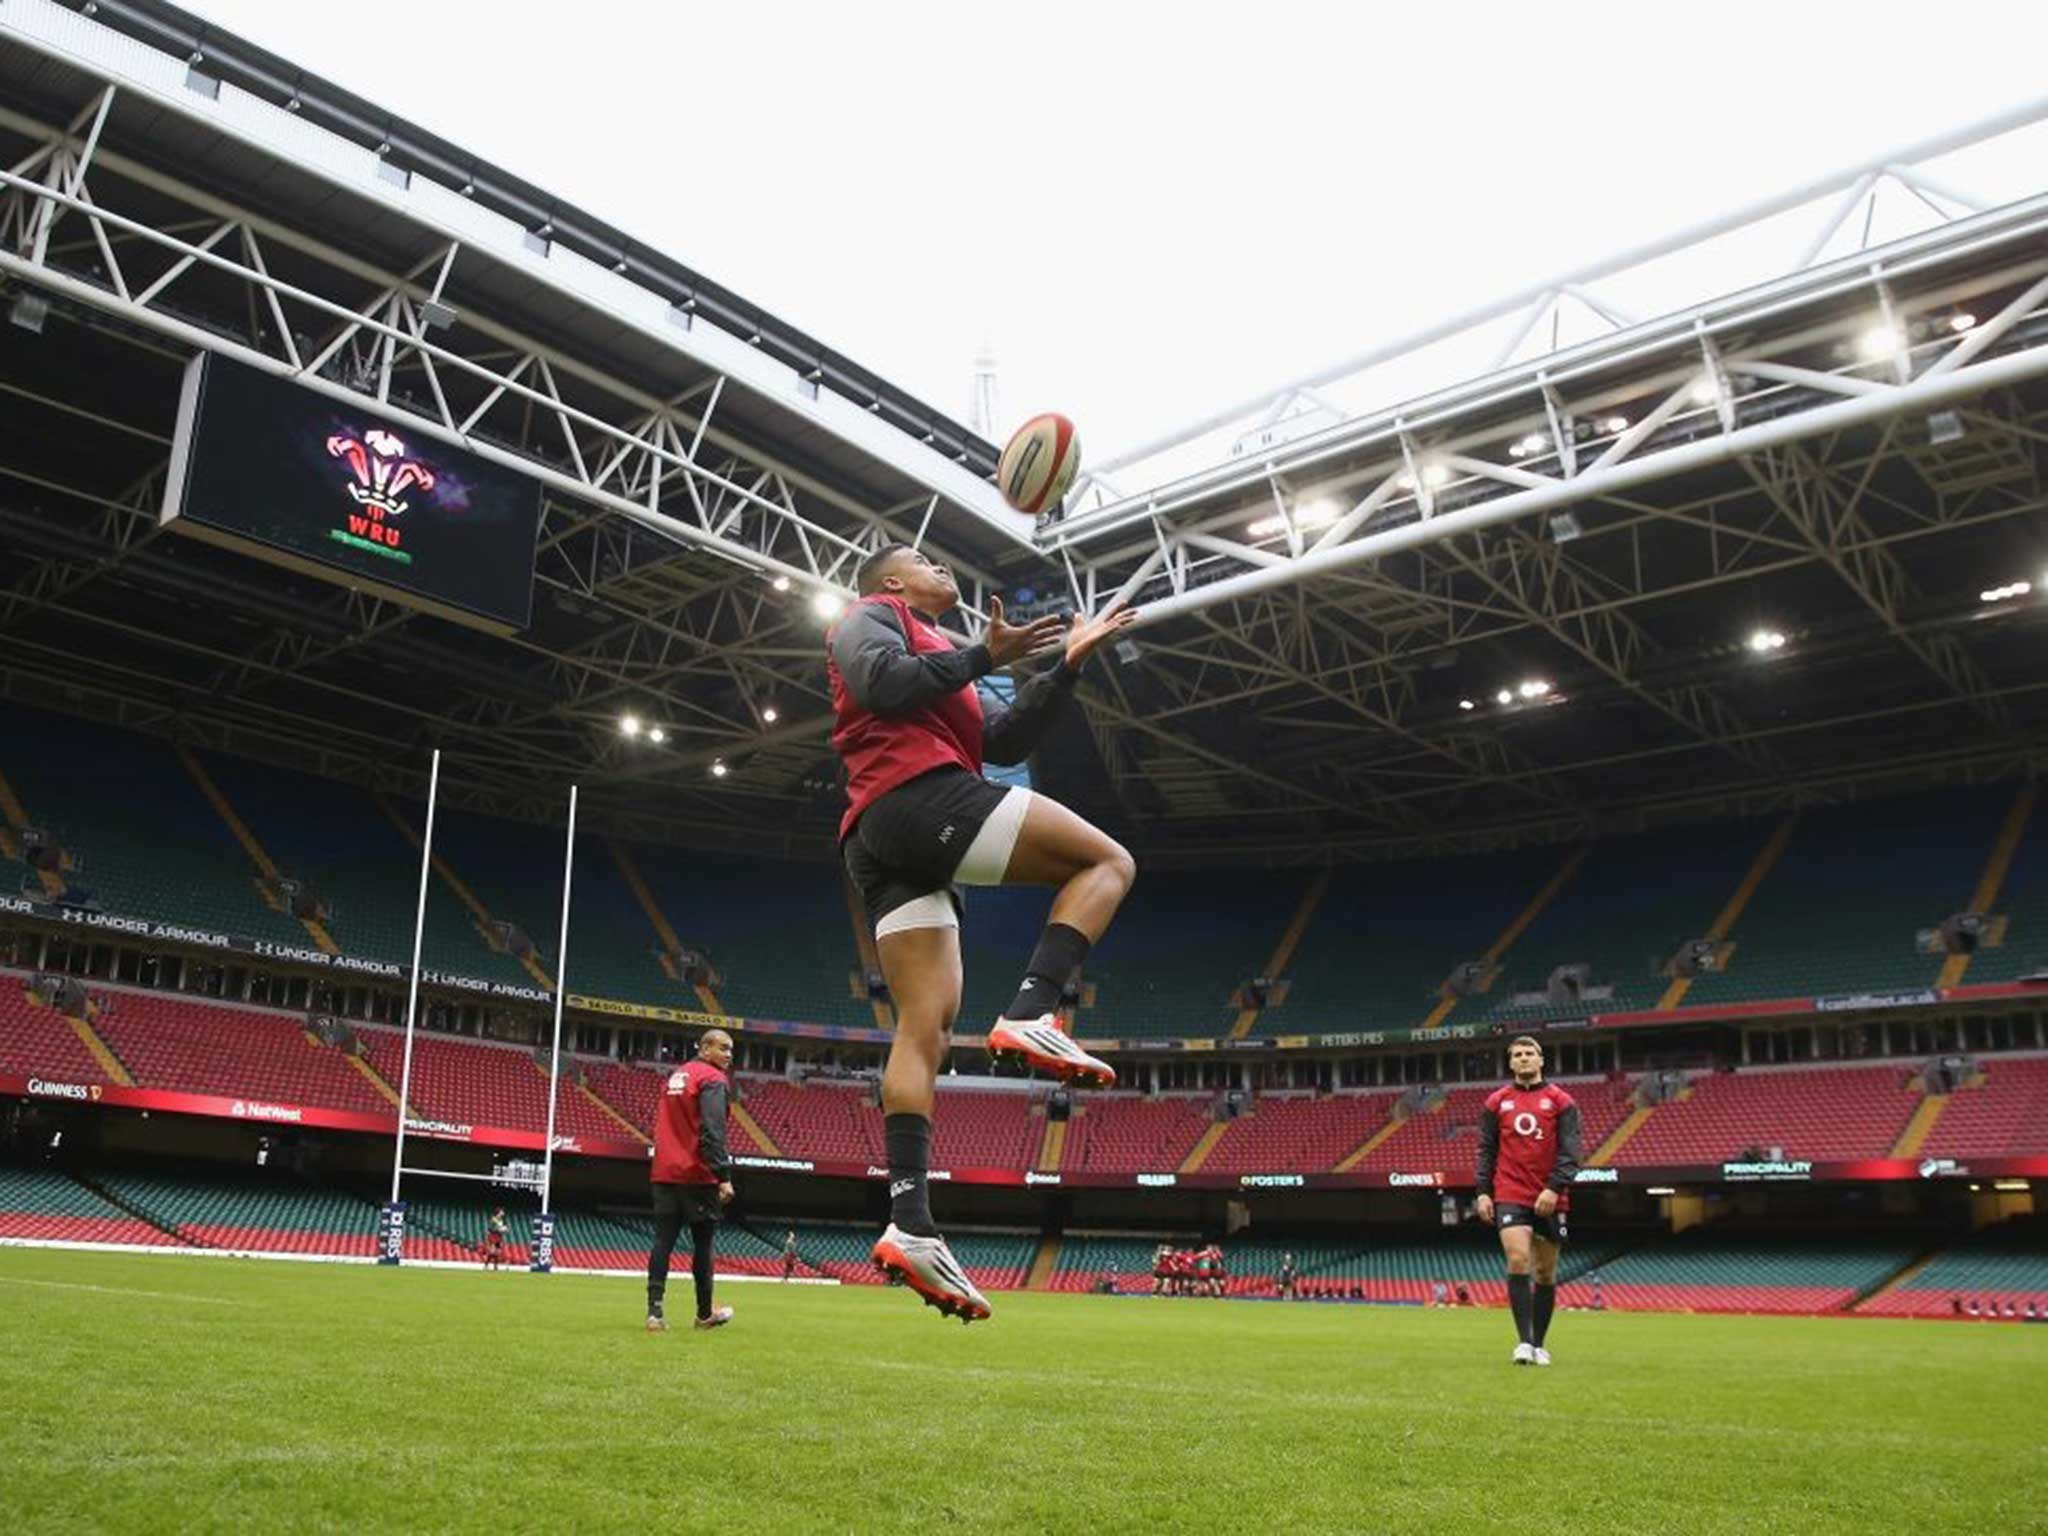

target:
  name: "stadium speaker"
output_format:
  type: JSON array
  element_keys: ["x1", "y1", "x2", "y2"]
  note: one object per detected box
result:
[
  {"x1": 1546, "y1": 963, "x2": 1590, "y2": 1005},
  {"x1": 1937, "y1": 911, "x2": 1986, "y2": 955},
  {"x1": 489, "y1": 920, "x2": 536, "y2": 960},
  {"x1": 20, "y1": 827, "x2": 63, "y2": 872},
  {"x1": 9, "y1": 290, "x2": 48, "y2": 334},
  {"x1": 1223, "y1": 1088, "x2": 1248, "y2": 1119},
  {"x1": 1668, "y1": 937, "x2": 1720, "y2": 977},
  {"x1": 1047, "y1": 1088, "x2": 1072, "y2": 1123},
  {"x1": 1445, "y1": 959, "x2": 1490, "y2": 997}
]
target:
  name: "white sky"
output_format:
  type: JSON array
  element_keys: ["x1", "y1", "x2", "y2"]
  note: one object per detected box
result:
[{"x1": 182, "y1": 0, "x2": 2048, "y2": 468}]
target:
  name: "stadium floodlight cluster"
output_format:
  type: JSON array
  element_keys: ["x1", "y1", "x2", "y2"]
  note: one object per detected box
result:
[{"x1": 1037, "y1": 94, "x2": 2048, "y2": 630}]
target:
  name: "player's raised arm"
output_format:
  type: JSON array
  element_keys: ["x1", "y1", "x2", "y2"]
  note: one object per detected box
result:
[
  {"x1": 982, "y1": 603, "x2": 1138, "y2": 764},
  {"x1": 831, "y1": 600, "x2": 991, "y2": 715},
  {"x1": 832, "y1": 594, "x2": 1063, "y2": 716}
]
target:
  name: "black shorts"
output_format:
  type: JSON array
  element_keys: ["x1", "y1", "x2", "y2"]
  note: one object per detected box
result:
[
  {"x1": 1495, "y1": 1203, "x2": 1567, "y2": 1244},
  {"x1": 843, "y1": 767, "x2": 1017, "y2": 932},
  {"x1": 652, "y1": 1182, "x2": 723, "y2": 1225}
]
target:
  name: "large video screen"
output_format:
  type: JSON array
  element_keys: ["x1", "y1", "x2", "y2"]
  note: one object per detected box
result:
[{"x1": 162, "y1": 354, "x2": 543, "y2": 632}]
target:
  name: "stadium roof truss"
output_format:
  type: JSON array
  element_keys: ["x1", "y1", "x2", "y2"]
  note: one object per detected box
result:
[
  {"x1": 1027, "y1": 102, "x2": 2048, "y2": 857},
  {"x1": 0, "y1": 0, "x2": 1045, "y2": 845},
  {"x1": 0, "y1": 0, "x2": 2045, "y2": 862}
]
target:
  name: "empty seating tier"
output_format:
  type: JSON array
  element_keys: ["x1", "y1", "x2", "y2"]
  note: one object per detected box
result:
[
  {"x1": 1858, "y1": 1220, "x2": 2048, "y2": 1317},
  {"x1": 0, "y1": 986, "x2": 109, "y2": 1083},
  {"x1": 1061, "y1": 1096, "x2": 1213, "y2": 1173},
  {"x1": 0, "y1": 1164, "x2": 184, "y2": 1247},
  {"x1": 1588, "y1": 1232, "x2": 1916, "y2": 1314},
  {"x1": 1916, "y1": 1056, "x2": 2048, "y2": 1159},
  {"x1": 1610, "y1": 1065, "x2": 1918, "y2": 1166},
  {"x1": 94, "y1": 994, "x2": 391, "y2": 1114},
  {"x1": 1, "y1": 710, "x2": 309, "y2": 947}
]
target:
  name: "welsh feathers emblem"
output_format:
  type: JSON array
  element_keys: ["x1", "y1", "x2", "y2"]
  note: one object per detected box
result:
[{"x1": 327, "y1": 428, "x2": 435, "y2": 517}]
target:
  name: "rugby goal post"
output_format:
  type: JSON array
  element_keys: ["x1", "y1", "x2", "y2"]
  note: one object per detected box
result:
[{"x1": 379, "y1": 749, "x2": 579, "y2": 1273}]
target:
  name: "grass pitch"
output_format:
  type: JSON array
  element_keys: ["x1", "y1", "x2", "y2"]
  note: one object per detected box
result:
[{"x1": 3, "y1": 1246, "x2": 2043, "y2": 1534}]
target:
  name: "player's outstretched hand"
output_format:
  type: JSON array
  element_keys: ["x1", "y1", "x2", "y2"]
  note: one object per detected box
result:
[
  {"x1": 984, "y1": 596, "x2": 1069, "y2": 666},
  {"x1": 1474, "y1": 1194, "x2": 1495, "y2": 1226},
  {"x1": 718, "y1": 1181, "x2": 735, "y2": 1206},
  {"x1": 1533, "y1": 1188, "x2": 1558, "y2": 1218},
  {"x1": 1064, "y1": 602, "x2": 1139, "y2": 668}
]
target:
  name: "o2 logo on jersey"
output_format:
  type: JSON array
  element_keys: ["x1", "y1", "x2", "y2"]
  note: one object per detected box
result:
[{"x1": 1512, "y1": 1111, "x2": 1544, "y2": 1139}]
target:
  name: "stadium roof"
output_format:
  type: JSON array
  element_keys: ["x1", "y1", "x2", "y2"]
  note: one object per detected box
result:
[{"x1": 1, "y1": 0, "x2": 2045, "y2": 866}]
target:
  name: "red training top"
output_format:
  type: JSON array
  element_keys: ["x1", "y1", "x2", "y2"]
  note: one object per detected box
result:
[
  {"x1": 652, "y1": 1058, "x2": 732, "y2": 1186},
  {"x1": 1475, "y1": 1080, "x2": 1584, "y2": 1209},
  {"x1": 826, "y1": 592, "x2": 1080, "y2": 839},
  {"x1": 827, "y1": 594, "x2": 987, "y2": 837}
]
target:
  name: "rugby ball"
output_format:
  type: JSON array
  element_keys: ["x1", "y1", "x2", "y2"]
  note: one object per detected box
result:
[{"x1": 997, "y1": 413, "x2": 1081, "y2": 516}]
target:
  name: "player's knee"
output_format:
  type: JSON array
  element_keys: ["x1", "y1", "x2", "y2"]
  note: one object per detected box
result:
[
  {"x1": 1504, "y1": 1252, "x2": 1533, "y2": 1275},
  {"x1": 1101, "y1": 841, "x2": 1137, "y2": 897}
]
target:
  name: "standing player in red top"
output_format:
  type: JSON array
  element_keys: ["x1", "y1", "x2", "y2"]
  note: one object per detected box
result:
[
  {"x1": 646, "y1": 1029, "x2": 736, "y2": 1332},
  {"x1": 1474, "y1": 1035, "x2": 1583, "y2": 1365},
  {"x1": 828, "y1": 544, "x2": 1137, "y2": 1322}
]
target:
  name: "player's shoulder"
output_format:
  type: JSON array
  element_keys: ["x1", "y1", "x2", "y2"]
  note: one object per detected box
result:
[
  {"x1": 1483, "y1": 1083, "x2": 1513, "y2": 1109},
  {"x1": 1542, "y1": 1082, "x2": 1578, "y2": 1109}
]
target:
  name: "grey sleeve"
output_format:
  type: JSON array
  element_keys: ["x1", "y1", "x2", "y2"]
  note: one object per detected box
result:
[
  {"x1": 1547, "y1": 1103, "x2": 1583, "y2": 1192},
  {"x1": 830, "y1": 602, "x2": 993, "y2": 716},
  {"x1": 1475, "y1": 1106, "x2": 1499, "y2": 1199},
  {"x1": 980, "y1": 661, "x2": 1083, "y2": 767},
  {"x1": 698, "y1": 1081, "x2": 732, "y2": 1180}
]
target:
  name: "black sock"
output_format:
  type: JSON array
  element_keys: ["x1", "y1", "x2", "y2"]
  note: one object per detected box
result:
[
  {"x1": 1003, "y1": 922, "x2": 1091, "y2": 1021},
  {"x1": 1507, "y1": 1272, "x2": 1533, "y2": 1345},
  {"x1": 647, "y1": 1208, "x2": 684, "y2": 1315},
  {"x1": 691, "y1": 1221, "x2": 717, "y2": 1320},
  {"x1": 885, "y1": 1112, "x2": 937, "y2": 1236},
  {"x1": 1533, "y1": 1282, "x2": 1556, "y2": 1346}
]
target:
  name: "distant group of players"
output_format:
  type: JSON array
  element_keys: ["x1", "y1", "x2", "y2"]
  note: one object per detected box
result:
[
  {"x1": 1151, "y1": 1243, "x2": 1228, "y2": 1297},
  {"x1": 635, "y1": 543, "x2": 1589, "y2": 1362}
]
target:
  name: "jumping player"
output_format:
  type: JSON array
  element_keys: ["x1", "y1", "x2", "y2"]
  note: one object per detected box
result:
[
  {"x1": 1474, "y1": 1035, "x2": 1583, "y2": 1365},
  {"x1": 646, "y1": 1029, "x2": 736, "y2": 1332},
  {"x1": 827, "y1": 545, "x2": 1138, "y2": 1322}
]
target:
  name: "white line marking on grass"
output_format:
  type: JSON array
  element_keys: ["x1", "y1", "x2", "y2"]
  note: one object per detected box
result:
[{"x1": 0, "y1": 1275, "x2": 247, "y2": 1306}]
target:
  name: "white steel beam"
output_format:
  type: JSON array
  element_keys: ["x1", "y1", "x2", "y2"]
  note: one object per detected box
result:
[
  {"x1": 1087, "y1": 92, "x2": 2048, "y2": 483},
  {"x1": 1118, "y1": 337, "x2": 2048, "y2": 631}
]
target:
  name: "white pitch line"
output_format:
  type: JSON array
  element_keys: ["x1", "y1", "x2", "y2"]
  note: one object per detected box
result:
[{"x1": 0, "y1": 1274, "x2": 247, "y2": 1306}]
